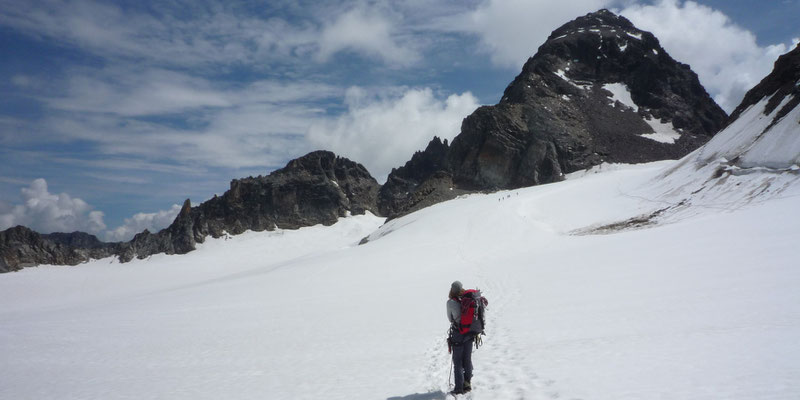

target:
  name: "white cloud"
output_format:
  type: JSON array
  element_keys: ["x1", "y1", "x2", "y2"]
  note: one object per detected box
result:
[
  {"x1": 0, "y1": 0, "x2": 417, "y2": 69},
  {"x1": 23, "y1": 67, "x2": 343, "y2": 170},
  {"x1": 104, "y1": 204, "x2": 182, "y2": 242},
  {"x1": 317, "y1": 6, "x2": 418, "y2": 65},
  {"x1": 44, "y1": 67, "x2": 343, "y2": 118},
  {"x1": 0, "y1": 0, "x2": 308, "y2": 68},
  {"x1": 0, "y1": 178, "x2": 184, "y2": 241},
  {"x1": 0, "y1": 178, "x2": 106, "y2": 234},
  {"x1": 307, "y1": 87, "x2": 480, "y2": 182},
  {"x1": 47, "y1": 69, "x2": 231, "y2": 117},
  {"x1": 619, "y1": 0, "x2": 792, "y2": 112},
  {"x1": 440, "y1": 0, "x2": 610, "y2": 68}
]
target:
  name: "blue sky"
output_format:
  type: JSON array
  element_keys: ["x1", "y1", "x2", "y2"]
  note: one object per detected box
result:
[{"x1": 1, "y1": 0, "x2": 798, "y2": 241}]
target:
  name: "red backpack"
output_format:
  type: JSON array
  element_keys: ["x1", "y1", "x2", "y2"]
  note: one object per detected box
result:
[{"x1": 459, "y1": 289, "x2": 488, "y2": 335}]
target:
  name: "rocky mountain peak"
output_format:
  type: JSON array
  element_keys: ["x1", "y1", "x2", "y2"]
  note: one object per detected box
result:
[
  {"x1": 546, "y1": 9, "x2": 637, "y2": 40},
  {"x1": 381, "y1": 9, "x2": 728, "y2": 219},
  {"x1": 504, "y1": 9, "x2": 725, "y2": 138}
]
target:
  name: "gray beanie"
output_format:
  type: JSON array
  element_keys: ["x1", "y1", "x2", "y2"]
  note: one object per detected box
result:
[{"x1": 451, "y1": 280, "x2": 463, "y2": 291}]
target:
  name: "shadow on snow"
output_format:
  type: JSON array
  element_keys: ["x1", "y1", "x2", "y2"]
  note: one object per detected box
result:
[{"x1": 387, "y1": 390, "x2": 447, "y2": 400}]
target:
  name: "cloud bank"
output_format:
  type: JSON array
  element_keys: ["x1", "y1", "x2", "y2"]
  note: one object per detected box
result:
[
  {"x1": 0, "y1": 179, "x2": 180, "y2": 242},
  {"x1": 307, "y1": 87, "x2": 479, "y2": 182},
  {"x1": 105, "y1": 204, "x2": 182, "y2": 242},
  {"x1": 0, "y1": 179, "x2": 106, "y2": 235}
]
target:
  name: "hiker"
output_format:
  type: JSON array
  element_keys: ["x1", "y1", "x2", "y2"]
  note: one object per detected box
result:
[{"x1": 447, "y1": 280, "x2": 487, "y2": 395}]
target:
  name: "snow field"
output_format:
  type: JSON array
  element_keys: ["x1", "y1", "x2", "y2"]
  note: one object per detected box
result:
[{"x1": 1, "y1": 160, "x2": 799, "y2": 400}]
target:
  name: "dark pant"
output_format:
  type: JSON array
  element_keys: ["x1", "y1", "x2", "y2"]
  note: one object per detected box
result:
[{"x1": 452, "y1": 337, "x2": 473, "y2": 392}]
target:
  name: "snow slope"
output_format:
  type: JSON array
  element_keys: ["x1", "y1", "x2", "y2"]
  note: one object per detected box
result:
[
  {"x1": 2, "y1": 157, "x2": 799, "y2": 400},
  {"x1": 628, "y1": 90, "x2": 800, "y2": 230},
  {"x1": 699, "y1": 94, "x2": 799, "y2": 168}
]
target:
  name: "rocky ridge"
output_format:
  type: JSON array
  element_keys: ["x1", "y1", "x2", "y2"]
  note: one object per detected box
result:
[
  {"x1": 0, "y1": 227, "x2": 120, "y2": 272},
  {"x1": 1, "y1": 151, "x2": 379, "y2": 270}
]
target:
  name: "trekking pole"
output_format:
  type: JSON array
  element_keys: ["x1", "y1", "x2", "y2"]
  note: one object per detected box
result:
[{"x1": 448, "y1": 356, "x2": 453, "y2": 390}]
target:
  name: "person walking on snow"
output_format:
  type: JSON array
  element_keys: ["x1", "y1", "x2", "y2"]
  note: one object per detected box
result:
[{"x1": 447, "y1": 280, "x2": 474, "y2": 395}]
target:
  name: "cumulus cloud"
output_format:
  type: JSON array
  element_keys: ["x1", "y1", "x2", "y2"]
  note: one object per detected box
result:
[
  {"x1": 441, "y1": 0, "x2": 610, "y2": 68},
  {"x1": 0, "y1": 178, "x2": 184, "y2": 241},
  {"x1": 0, "y1": 178, "x2": 106, "y2": 234},
  {"x1": 307, "y1": 87, "x2": 480, "y2": 182},
  {"x1": 619, "y1": 0, "x2": 792, "y2": 112},
  {"x1": 104, "y1": 204, "x2": 182, "y2": 242}
]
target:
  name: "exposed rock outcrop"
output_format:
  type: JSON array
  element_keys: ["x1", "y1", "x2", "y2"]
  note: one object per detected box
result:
[
  {"x1": 1, "y1": 151, "x2": 381, "y2": 270},
  {"x1": 117, "y1": 150, "x2": 380, "y2": 262},
  {"x1": 0, "y1": 227, "x2": 119, "y2": 272},
  {"x1": 378, "y1": 137, "x2": 462, "y2": 217}
]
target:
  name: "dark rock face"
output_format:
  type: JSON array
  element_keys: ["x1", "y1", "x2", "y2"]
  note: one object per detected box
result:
[
  {"x1": 118, "y1": 150, "x2": 380, "y2": 262},
  {"x1": 379, "y1": 9, "x2": 727, "y2": 218},
  {"x1": 378, "y1": 137, "x2": 456, "y2": 217},
  {"x1": 0, "y1": 227, "x2": 119, "y2": 272},
  {"x1": 448, "y1": 105, "x2": 564, "y2": 189},
  {"x1": 41, "y1": 231, "x2": 109, "y2": 249},
  {"x1": 2, "y1": 151, "x2": 381, "y2": 270},
  {"x1": 727, "y1": 43, "x2": 800, "y2": 128},
  {"x1": 115, "y1": 199, "x2": 196, "y2": 263}
]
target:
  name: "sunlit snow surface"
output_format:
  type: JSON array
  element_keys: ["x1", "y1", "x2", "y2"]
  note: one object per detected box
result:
[
  {"x1": 699, "y1": 94, "x2": 800, "y2": 168},
  {"x1": 2, "y1": 156, "x2": 799, "y2": 399}
]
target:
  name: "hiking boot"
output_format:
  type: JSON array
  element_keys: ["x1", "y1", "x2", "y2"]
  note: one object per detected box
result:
[
  {"x1": 449, "y1": 389, "x2": 464, "y2": 396},
  {"x1": 464, "y1": 381, "x2": 472, "y2": 392}
]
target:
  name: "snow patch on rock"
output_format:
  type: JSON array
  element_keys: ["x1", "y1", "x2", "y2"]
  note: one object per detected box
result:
[
  {"x1": 626, "y1": 31, "x2": 643, "y2": 40},
  {"x1": 642, "y1": 117, "x2": 682, "y2": 144},
  {"x1": 602, "y1": 82, "x2": 639, "y2": 112}
]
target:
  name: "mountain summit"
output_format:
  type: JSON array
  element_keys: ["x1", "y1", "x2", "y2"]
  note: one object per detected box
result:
[{"x1": 379, "y1": 9, "x2": 728, "y2": 218}]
